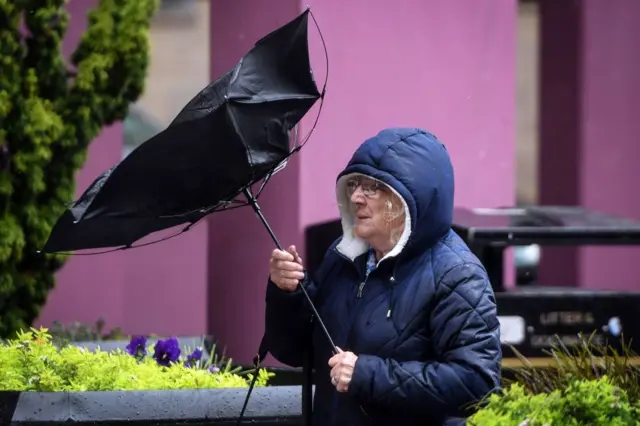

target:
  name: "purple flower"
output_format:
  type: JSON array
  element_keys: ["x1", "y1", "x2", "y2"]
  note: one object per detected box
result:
[
  {"x1": 153, "y1": 337, "x2": 181, "y2": 367},
  {"x1": 208, "y1": 364, "x2": 220, "y2": 373},
  {"x1": 184, "y1": 348, "x2": 203, "y2": 368},
  {"x1": 125, "y1": 336, "x2": 148, "y2": 359}
]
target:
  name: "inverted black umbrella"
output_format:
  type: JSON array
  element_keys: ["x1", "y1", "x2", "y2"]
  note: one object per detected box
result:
[
  {"x1": 41, "y1": 8, "x2": 333, "y2": 426},
  {"x1": 44, "y1": 8, "x2": 322, "y2": 239}
]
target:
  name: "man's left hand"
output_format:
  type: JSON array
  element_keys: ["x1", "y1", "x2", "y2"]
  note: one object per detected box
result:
[{"x1": 328, "y1": 347, "x2": 358, "y2": 393}]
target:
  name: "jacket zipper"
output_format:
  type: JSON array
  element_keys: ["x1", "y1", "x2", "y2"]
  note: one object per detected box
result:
[
  {"x1": 346, "y1": 273, "x2": 370, "y2": 350},
  {"x1": 354, "y1": 272, "x2": 378, "y2": 421},
  {"x1": 330, "y1": 249, "x2": 369, "y2": 425}
]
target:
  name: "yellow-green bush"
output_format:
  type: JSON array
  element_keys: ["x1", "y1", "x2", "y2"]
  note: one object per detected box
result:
[
  {"x1": 468, "y1": 377, "x2": 640, "y2": 426},
  {"x1": 0, "y1": 0, "x2": 158, "y2": 338},
  {"x1": 0, "y1": 327, "x2": 273, "y2": 392},
  {"x1": 468, "y1": 333, "x2": 640, "y2": 425}
]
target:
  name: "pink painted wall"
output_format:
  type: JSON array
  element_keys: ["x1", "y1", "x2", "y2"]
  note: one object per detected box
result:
[
  {"x1": 578, "y1": 0, "x2": 640, "y2": 290},
  {"x1": 299, "y1": 0, "x2": 517, "y2": 227},
  {"x1": 538, "y1": 0, "x2": 640, "y2": 290},
  {"x1": 36, "y1": 0, "x2": 209, "y2": 336},
  {"x1": 208, "y1": 0, "x2": 517, "y2": 365}
]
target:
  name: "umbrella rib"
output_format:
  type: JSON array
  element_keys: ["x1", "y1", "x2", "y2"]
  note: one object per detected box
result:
[
  {"x1": 255, "y1": 173, "x2": 274, "y2": 199},
  {"x1": 230, "y1": 94, "x2": 320, "y2": 104},
  {"x1": 40, "y1": 219, "x2": 202, "y2": 256}
]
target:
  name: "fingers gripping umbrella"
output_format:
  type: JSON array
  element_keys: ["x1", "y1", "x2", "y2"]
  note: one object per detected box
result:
[{"x1": 41, "y1": 8, "x2": 335, "y2": 425}]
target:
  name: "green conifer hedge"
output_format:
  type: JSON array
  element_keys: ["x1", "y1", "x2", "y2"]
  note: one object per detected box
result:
[{"x1": 0, "y1": 0, "x2": 159, "y2": 338}]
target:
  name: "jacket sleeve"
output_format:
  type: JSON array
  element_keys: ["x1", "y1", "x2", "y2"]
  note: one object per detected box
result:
[
  {"x1": 263, "y1": 276, "x2": 318, "y2": 367},
  {"x1": 347, "y1": 262, "x2": 502, "y2": 416}
]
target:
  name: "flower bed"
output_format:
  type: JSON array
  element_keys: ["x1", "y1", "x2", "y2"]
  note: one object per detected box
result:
[
  {"x1": 0, "y1": 327, "x2": 272, "y2": 391},
  {"x1": 0, "y1": 328, "x2": 300, "y2": 425}
]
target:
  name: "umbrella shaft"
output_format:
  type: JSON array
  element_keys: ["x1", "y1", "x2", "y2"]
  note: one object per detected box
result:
[
  {"x1": 243, "y1": 188, "x2": 282, "y2": 249},
  {"x1": 243, "y1": 188, "x2": 338, "y2": 353}
]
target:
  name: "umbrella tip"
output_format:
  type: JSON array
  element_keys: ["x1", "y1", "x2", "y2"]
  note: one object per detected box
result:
[{"x1": 305, "y1": 5, "x2": 311, "y2": 11}]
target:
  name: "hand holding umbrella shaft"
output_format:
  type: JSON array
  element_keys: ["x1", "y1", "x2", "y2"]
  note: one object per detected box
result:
[{"x1": 270, "y1": 246, "x2": 305, "y2": 291}]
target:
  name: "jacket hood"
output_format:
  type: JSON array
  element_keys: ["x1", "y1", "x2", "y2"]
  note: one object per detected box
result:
[{"x1": 334, "y1": 127, "x2": 454, "y2": 262}]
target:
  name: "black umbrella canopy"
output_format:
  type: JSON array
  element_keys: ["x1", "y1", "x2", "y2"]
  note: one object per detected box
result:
[{"x1": 42, "y1": 8, "x2": 322, "y2": 253}]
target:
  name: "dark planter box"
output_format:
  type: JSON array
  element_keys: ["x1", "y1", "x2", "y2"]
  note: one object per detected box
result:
[{"x1": 0, "y1": 386, "x2": 307, "y2": 425}]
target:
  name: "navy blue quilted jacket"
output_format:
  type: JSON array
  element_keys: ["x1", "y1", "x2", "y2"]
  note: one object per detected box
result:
[{"x1": 265, "y1": 128, "x2": 502, "y2": 426}]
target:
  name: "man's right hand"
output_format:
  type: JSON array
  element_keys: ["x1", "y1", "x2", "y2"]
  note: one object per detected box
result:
[{"x1": 269, "y1": 245, "x2": 305, "y2": 292}]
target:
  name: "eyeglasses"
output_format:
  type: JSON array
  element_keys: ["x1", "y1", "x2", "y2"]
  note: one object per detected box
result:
[{"x1": 345, "y1": 177, "x2": 382, "y2": 197}]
